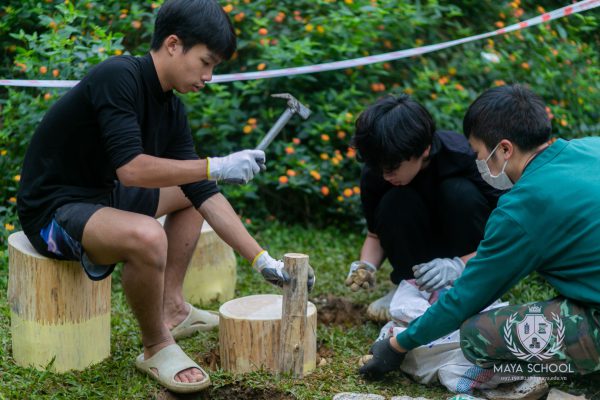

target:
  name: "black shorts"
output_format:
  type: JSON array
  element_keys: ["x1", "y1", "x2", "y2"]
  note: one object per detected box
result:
[{"x1": 28, "y1": 183, "x2": 159, "y2": 281}]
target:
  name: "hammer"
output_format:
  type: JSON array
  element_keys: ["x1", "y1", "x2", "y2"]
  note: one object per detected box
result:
[{"x1": 256, "y1": 93, "x2": 312, "y2": 151}]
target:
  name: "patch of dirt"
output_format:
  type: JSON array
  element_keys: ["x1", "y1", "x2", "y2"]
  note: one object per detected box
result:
[
  {"x1": 312, "y1": 294, "x2": 367, "y2": 327},
  {"x1": 157, "y1": 384, "x2": 295, "y2": 400},
  {"x1": 317, "y1": 341, "x2": 335, "y2": 366},
  {"x1": 197, "y1": 347, "x2": 220, "y2": 371},
  {"x1": 317, "y1": 341, "x2": 334, "y2": 359},
  {"x1": 200, "y1": 385, "x2": 295, "y2": 400}
]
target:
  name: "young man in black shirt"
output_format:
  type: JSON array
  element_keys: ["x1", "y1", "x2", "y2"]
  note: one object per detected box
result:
[
  {"x1": 17, "y1": 0, "x2": 313, "y2": 393},
  {"x1": 347, "y1": 94, "x2": 501, "y2": 321}
]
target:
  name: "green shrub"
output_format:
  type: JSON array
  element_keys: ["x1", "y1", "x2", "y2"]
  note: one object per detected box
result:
[{"x1": 0, "y1": 0, "x2": 598, "y2": 243}]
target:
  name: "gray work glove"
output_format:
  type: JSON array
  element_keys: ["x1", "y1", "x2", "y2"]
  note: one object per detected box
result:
[
  {"x1": 358, "y1": 338, "x2": 406, "y2": 380},
  {"x1": 253, "y1": 251, "x2": 315, "y2": 291},
  {"x1": 207, "y1": 149, "x2": 266, "y2": 184},
  {"x1": 412, "y1": 257, "x2": 465, "y2": 292},
  {"x1": 345, "y1": 260, "x2": 377, "y2": 291}
]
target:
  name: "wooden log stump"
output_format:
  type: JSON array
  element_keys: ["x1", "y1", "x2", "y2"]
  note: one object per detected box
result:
[
  {"x1": 219, "y1": 294, "x2": 317, "y2": 375},
  {"x1": 157, "y1": 217, "x2": 237, "y2": 306},
  {"x1": 279, "y1": 253, "x2": 309, "y2": 377},
  {"x1": 7, "y1": 231, "x2": 111, "y2": 372},
  {"x1": 182, "y1": 221, "x2": 237, "y2": 306}
]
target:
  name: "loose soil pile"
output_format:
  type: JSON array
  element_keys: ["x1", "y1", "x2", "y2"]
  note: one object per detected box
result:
[
  {"x1": 313, "y1": 294, "x2": 367, "y2": 327},
  {"x1": 158, "y1": 385, "x2": 294, "y2": 400}
]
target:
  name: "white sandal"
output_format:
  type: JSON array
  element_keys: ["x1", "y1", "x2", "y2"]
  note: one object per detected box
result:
[
  {"x1": 135, "y1": 343, "x2": 211, "y2": 393},
  {"x1": 170, "y1": 302, "x2": 219, "y2": 340}
]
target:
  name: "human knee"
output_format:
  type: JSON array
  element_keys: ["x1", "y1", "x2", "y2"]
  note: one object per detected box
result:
[
  {"x1": 438, "y1": 177, "x2": 487, "y2": 212},
  {"x1": 460, "y1": 318, "x2": 486, "y2": 364},
  {"x1": 128, "y1": 219, "x2": 168, "y2": 267},
  {"x1": 376, "y1": 186, "x2": 424, "y2": 224},
  {"x1": 374, "y1": 186, "x2": 429, "y2": 245},
  {"x1": 459, "y1": 314, "x2": 505, "y2": 366}
]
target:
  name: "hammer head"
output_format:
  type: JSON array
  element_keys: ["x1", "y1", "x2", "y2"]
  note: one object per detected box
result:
[{"x1": 272, "y1": 93, "x2": 311, "y2": 120}]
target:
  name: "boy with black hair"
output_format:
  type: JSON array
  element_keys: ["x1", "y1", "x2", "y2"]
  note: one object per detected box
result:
[
  {"x1": 17, "y1": 0, "x2": 313, "y2": 393},
  {"x1": 347, "y1": 94, "x2": 501, "y2": 321},
  {"x1": 360, "y1": 84, "x2": 600, "y2": 382}
]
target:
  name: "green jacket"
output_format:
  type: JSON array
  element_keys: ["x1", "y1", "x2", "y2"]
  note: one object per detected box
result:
[{"x1": 397, "y1": 137, "x2": 600, "y2": 350}]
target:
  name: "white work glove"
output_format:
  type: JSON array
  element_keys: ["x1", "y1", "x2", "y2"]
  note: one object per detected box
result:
[
  {"x1": 207, "y1": 149, "x2": 266, "y2": 184},
  {"x1": 412, "y1": 257, "x2": 465, "y2": 292},
  {"x1": 345, "y1": 260, "x2": 377, "y2": 291},
  {"x1": 252, "y1": 251, "x2": 315, "y2": 291}
]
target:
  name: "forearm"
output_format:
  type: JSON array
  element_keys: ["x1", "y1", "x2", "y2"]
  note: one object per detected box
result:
[
  {"x1": 359, "y1": 232, "x2": 385, "y2": 268},
  {"x1": 460, "y1": 251, "x2": 477, "y2": 265},
  {"x1": 198, "y1": 193, "x2": 262, "y2": 262},
  {"x1": 117, "y1": 154, "x2": 208, "y2": 188}
]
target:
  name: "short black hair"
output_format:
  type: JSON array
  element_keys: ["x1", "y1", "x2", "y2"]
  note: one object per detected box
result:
[
  {"x1": 151, "y1": 0, "x2": 236, "y2": 60},
  {"x1": 351, "y1": 94, "x2": 435, "y2": 170},
  {"x1": 463, "y1": 84, "x2": 551, "y2": 151}
]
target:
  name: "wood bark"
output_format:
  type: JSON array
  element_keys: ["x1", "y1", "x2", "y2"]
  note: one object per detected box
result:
[{"x1": 278, "y1": 253, "x2": 309, "y2": 377}]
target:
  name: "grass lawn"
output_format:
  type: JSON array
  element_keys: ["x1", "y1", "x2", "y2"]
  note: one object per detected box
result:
[{"x1": 1, "y1": 222, "x2": 599, "y2": 399}]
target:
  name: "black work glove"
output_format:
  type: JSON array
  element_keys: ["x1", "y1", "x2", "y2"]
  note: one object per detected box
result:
[
  {"x1": 253, "y1": 251, "x2": 315, "y2": 291},
  {"x1": 358, "y1": 339, "x2": 406, "y2": 380}
]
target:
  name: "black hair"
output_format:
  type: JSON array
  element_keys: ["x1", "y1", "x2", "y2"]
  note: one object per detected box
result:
[
  {"x1": 151, "y1": 0, "x2": 236, "y2": 60},
  {"x1": 351, "y1": 94, "x2": 435, "y2": 170},
  {"x1": 463, "y1": 84, "x2": 551, "y2": 151}
]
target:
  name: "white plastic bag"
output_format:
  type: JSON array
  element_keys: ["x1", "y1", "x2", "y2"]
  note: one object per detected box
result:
[{"x1": 378, "y1": 280, "x2": 512, "y2": 394}]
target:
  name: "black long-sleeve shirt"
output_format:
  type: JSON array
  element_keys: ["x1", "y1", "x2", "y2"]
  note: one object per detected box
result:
[
  {"x1": 18, "y1": 54, "x2": 218, "y2": 237},
  {"x1": 360, "y1": 130, "x2": 503, "y2": 232}
]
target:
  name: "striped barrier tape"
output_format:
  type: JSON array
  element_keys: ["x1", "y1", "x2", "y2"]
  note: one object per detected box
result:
[{"x1": 0, "y1": 0, "x2": 598, "y2": 88}]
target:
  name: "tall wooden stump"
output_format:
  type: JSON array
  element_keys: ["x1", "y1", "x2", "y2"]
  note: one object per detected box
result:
[
  {"x1": 7, "y1": 231, "x2": 111, "y2": 372},
  {"x1": 279, "y1": 253, "x2": 309, "y2": 377},
  {"x1": 219, "y1": 294, "x2": 317, "y2": 375},
  {"x1": 156, "y1": 218, "x2": 237, "y2": 306},
  {"x1": 182, "y1": 221, "x2": 237, "y2": 306}
]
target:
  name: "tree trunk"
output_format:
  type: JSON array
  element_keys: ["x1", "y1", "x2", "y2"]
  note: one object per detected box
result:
[
  {"x1": 219, "y1": 294, "x2": 317, "y2": 375},
  {"x1": 157, "y1": 218, "x2": 237, "y2": 306},
  {"x1": 279, "y1": 253, "x2": 309, "y2": 377},
  {"x1": 7, "y1": 231, "x2": 111, "y2": 372}
]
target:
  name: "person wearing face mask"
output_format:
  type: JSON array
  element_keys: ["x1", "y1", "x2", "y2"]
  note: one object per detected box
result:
[
  {"x1": 348, "y1": 94, "x2": 504, "y2": 321},
  {"x1": 359, "y1": 84, "x2": 600, "y2": 382}
]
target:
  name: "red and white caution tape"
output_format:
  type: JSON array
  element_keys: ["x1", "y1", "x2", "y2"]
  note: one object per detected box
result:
[{"x1": 1, "y1": 0, "x2": 598, "y2": 88}]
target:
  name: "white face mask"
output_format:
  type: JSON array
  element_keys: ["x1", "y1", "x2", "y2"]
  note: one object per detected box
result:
[{"x1": 475, "y1": 143, "x2": 513, "y2": 190}]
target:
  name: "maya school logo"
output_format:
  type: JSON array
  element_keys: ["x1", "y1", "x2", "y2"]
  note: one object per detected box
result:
[{"x1": 503, "y1": 305, "x2": 565, "y2": 361}]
